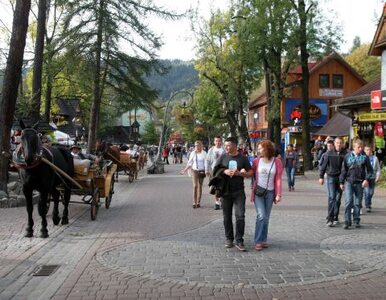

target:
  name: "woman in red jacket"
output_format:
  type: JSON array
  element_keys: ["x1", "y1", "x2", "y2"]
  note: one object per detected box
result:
[{"x1": 251, "y1": 140, "x2": 283, "y2": 251}]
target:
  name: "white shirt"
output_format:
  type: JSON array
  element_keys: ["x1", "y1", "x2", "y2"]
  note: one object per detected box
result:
[
  {"x1": 187, "y1": 151, "x2": 207, "y2": 171},
  {"x1": 257, "y1": 159, "x2": 276, "y2": 191},
  {"x1": 207, "y1": 146, "x2": 225, "y2": 171}
]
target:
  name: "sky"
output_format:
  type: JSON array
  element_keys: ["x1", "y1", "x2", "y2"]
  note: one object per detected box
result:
[
  {"x1": 150, "y1": 0, "x2": 386, "y2": 60},
  {"x1": 0, "y1": 0, "x2": 385, "y2": 62}
]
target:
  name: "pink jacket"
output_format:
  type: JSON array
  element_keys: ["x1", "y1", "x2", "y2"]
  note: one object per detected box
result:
[{"x1": 250, "y1": 157, "x2": 283, "y2": 203}]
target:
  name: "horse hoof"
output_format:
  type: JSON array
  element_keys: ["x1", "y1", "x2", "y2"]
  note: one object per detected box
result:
[
  {"x1": 25, "y1": 231, "x2": 33, "y2": 238},
  {"x1": 40, "y1": 230, "x2": 49, "y2": 238},
  {"x1": 53, "y1": 216, "x2": 61, "y2": 225},
  {"x1": 61, "y1": 217, "x2": 69, "y2": 225}
]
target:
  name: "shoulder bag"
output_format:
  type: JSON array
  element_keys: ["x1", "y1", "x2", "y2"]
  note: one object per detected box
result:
[
  {"x1": 255, "y1": 158, "x2": 275, "y2": 197},
  {"x1": 196, "y1": 153, "x2": 206, "y2": 178}
]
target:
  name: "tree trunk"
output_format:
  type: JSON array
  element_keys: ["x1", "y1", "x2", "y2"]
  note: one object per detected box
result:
[
  {"x1": 87, "y1": 0, "x2": 104, "y2": 153},
  {"x1": 298, "y1": 0, "x2": 312, "y2": 171},
  {"x1": 264, "y1": 61, "x2": 274, "y2": 141},
  {"x1": 271, "y1": 72, "x2": 282, "y2": 148},
  {"x1": 31, "y1": 0, "x2": 47, "y2": 123},
  {"x1": 0, "y1": 0, "x2": 31, "y2": 192},
  {"x1": 226, "y1": 111, "x2": 238, "y2": 137}
]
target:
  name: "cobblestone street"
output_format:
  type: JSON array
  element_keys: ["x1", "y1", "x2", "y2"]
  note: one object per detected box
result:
[{"x1": 1, "y1": 162, "x2": 386, "y2": 299}]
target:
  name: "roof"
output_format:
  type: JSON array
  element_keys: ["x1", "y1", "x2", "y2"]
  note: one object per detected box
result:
[
  {"x1": 333, "y1": 77, "x2": 380, "y2": 108},
  {"x1": 56, "y1": 98, "x2": 81, "y2": 117},
  {"x1": 292, "y1": 52, "x2": 366, "y2": 85},
  {"x1": 13, "y1": 117, "x2": 56, "y2": 132},
  {"x1": 288, "y1": 63, "x2": 318, "y2": 75},
  {"x1": 315, "y1": 112, "x2": 351, "y2": 137},
  {"x1": 369, "y1": 3, "x2": 386, "y2": 56}
]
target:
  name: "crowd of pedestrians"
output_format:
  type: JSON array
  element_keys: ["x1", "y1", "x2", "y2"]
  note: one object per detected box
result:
[
  {"x1": 174, "y1": 134, "x2": 383, "y2": 251},
  {"x1": 318, "y1": 137, "x2": 382, "y2": 230}
]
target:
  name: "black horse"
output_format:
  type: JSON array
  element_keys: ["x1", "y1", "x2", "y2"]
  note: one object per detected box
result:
[{"x1": 14, "y1": 121, "x2": 74, "y2": 238}]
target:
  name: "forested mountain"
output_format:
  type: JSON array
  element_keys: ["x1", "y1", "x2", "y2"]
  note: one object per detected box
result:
[{"x1": 146, "y1": 59, "x2": 198, "y2": 100}]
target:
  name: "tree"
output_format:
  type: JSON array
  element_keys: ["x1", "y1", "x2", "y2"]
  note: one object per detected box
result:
[
  {"x1": 0, "y1": 0, "x2": 31, "y2": 192},
  {"x1": 345, "y1": 43, "x2": 381, "y2": 81},
  {"x1": 290, "y1": 0, "x2": 341, "y2": 170},
  {"x1": 349, "y1": 36, "x2": 361, "y2": 54},
  {"x1": 141, "y1": 121, "x2": 159, "y2": 145},
  {"x1": 194, "y1": 9, "x2": 262, "y2": 141},
  {"x1": 63, "y1": 0, "x2": 179, "y2": 152},
  {"x1": 30, "y1": 0, "x2": 48, "y2": 123}
]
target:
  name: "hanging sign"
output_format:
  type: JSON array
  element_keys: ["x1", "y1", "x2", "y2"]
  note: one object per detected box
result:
[{"x1": 371, "y1": 90, "x2": 386, "y2": 109}]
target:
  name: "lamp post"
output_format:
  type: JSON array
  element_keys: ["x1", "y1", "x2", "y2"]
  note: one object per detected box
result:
[{"x1": 149, "y1": 90, "x2": 194, "y2": 174}]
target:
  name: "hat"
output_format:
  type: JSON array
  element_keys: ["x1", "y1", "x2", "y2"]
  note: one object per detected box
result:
[{"x1": 70, "y1": 144, "x2": 82, "y2": 150}]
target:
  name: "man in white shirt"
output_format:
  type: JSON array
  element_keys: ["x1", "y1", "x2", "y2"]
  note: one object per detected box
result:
[{"x1": 206, "y1": 136, "x2": 225, "y2": 210}]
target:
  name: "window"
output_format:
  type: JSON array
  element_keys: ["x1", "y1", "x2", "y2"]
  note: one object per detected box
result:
[
  {"x1": 319, "y1": 74, "x2": 329, "y2": 88},
  {"x1": 264, "y1": 106, "x2": 268, "y2": 121},
  {"x1": 333, "y1": 74, "x2": 343, "y2": 88}
]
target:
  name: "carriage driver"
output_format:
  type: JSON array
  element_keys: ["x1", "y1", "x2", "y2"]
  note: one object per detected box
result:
[{"x1": 70, "y1": 145, "x2": 99, "y2": 162}]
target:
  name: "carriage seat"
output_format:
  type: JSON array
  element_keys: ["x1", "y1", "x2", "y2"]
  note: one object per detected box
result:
[{"x1": 73, "y1": 158, "x2": 91, "y2": 175}]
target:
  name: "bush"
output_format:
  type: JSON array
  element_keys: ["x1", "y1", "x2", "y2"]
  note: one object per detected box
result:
[{"x1": 378, "y1": 167, "x2": 386, "y2": 188}]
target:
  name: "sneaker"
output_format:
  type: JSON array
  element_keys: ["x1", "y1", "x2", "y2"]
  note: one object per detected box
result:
[
  {"x1": 262, "y1": 242, "x2": 268, "y2": 248},
  {"x1": 255, "y1": 243, "x2": 264, "y2": 251},
  {"x1": 366, "y1": 207, "x2": 371, "y2": 213},
  {"x1": 333, "y1": 220, "x2": 340, "y2": 226},
  {"x1": 326, "y1": 221, "x2": 334, "y2": 227},
  {"x1": 214, "y1": 204, "x2": 221, "y2": 210},
  {"x1": 343, "y1": 221, "x2": 350, "y2": 229},
  {"x1": 235, "y1": 242, "x2": 247, "y2": 252},
  {"x1": 291, "y1": 187, "x2": 295, "y2": 191},
  {"x1": 355, "y1": 222, "x2": 361, "y2": 228},
  {"x1": 225, "y1": 240, "x2": 234, "y2": 248}
]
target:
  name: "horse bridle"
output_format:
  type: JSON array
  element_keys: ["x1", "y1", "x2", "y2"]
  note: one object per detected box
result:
[{"x1": 13, "y1": 128, "x2": 48, "y2": 169}]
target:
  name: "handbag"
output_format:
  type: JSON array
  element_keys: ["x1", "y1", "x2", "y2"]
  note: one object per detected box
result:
[
  {"x1": 196, "y1": 153, "x2": 206, "y2": 178},
  {"x1": 254, "y1": 158, "x2": 275, "y2": 197}
]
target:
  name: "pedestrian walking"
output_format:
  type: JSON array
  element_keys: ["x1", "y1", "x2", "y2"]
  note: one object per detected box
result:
[
  {"x1": 251, "y1": 140, "x2": 283, "y2": 251},
  {"x1": 180, "y1": 140, "x2": 207, "y2": 208},
  {"x1": 318, "y1": 138, "x2": 348, "y2": 227},
  {"x1": 206, "y1": 136, "x2": 225, "y2": 210},
  {"x1": 363, "y1": 145, "x2": 381, "y2": 212},
  {"x1": 213, "y1": 136, "x2": 253, "y2": 251},
  {"x1": 340, "y1": 139, "x2": 373, "y2": 229},
  {"x1": 162, "y1": 146, "x2": 169, "y2": 164},
  {"x1": 284, "y1": 144, "x2": 298, "y2": 191}
]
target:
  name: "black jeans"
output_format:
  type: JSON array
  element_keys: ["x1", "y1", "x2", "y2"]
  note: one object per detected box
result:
[{"x1": 221, "y1": 189, "x2": 246, "y2": 244}]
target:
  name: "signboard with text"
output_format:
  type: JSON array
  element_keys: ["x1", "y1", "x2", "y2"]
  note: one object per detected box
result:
[
  {"x1": 285, "y1": 99, "x2": 328, "y2": 126},
  {"x1": 371, "y1": 90, "x2": 386, "y2": 109}
]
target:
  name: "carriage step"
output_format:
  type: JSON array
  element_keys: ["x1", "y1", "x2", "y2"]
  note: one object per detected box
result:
[{"x1": 32, "y1": 264, "x2": 60, "y2": 276}]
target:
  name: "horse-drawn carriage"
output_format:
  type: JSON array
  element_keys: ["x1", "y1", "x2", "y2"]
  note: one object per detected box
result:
[
  {"x1": 97, "y1": 141, "x2": 148, "y2": 183},
  {"x1": 11, "y1": 122, "x2": 118, "y2": 238},
  {"x1": 62, "y1": 159, "x2": 117, "y2": 220}
]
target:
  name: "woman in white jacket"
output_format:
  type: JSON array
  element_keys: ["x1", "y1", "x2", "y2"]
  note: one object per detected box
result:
[{"x1": 181, "y1": 140, "x2": 207, "y2": 208}]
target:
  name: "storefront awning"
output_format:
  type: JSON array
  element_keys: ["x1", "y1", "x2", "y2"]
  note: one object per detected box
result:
[{"x1": 315, "y1": 112, "x2": 351, "y2": 137}]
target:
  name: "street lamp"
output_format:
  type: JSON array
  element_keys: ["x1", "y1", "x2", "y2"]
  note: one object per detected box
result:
[{"x1": 148, "y1": 90, "x2": 194, "y2": 174}]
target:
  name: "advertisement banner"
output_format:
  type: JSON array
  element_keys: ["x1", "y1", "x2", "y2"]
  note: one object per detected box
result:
[{"x1": 285, "y1": 99, "x2": 328, "y2": 126}]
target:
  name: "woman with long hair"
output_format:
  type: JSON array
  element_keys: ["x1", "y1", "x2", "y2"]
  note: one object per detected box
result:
[
  {"x1": 251, "y1": 140, "x2": 283, "y2": 251},
  {"x1": 181, "y1": 140, "x2": 207, "y2": 208}
]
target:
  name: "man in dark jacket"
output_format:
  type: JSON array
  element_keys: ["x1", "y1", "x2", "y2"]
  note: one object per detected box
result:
[
  {"x1": 339, "y1": 139, "x2": 373, "y2": 229},
  {"x1": 214, "y1": 136, "x2": 253, "y2": 252},
  {"x1": 319, "y1": 138, "x2": 347, "y2": 227}
]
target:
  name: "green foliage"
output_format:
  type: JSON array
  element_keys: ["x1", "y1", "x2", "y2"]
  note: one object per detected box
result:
[
  {"x1": 146, "y1": 59, "x2": 199, "y2": 100},
  {"x1": 141, "y1": 121, "x2": 159, "y2": 145},
  {"x1": 345, "y1": 43, "x2": 381, "y2": 82}
]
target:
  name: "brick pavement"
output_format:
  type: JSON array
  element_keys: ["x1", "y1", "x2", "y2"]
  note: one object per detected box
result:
[{"x1": 1, "y1": 161, "x2": 386, "y2": 299}]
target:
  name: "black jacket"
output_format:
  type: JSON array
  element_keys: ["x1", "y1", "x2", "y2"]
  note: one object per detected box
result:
[
  {"x1": 208, "y1": 165, "x2": 229, "y2": 197},
  {"x1": 319, "y1": 148, "x2": 347, "y2": 178},
  {"x1": 340, "y1": 151, "x2": 373, "y2": 184}
]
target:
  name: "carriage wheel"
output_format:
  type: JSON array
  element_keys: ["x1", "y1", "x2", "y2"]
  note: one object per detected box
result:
[
  {"x1": 128, "y1": 171, "x2": 134, "y2": 183},
  {"x1": 91, "y1": 189, "x2": 100, "y2": 220},
  {"x1": 105, "y1": 178, "x2": 114, "y2": 209}
]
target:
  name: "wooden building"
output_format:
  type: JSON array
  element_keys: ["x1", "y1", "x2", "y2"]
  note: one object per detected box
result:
[{"x1": 248, "y1": 52, "x2": 367, "y2": 140}]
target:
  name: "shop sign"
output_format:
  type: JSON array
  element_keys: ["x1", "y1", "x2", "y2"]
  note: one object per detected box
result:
[
  {"x1": 358, "y1": 112, "x2": 386, "y2": 122},
  {"x1": 285, "y1": 99, "x2": 327, "y2": 126},
  {"x1": 319, "y1": 89, "x2": 343, "y2": 97},
  {"x1": 371, "y1": 90, "x2": 386, "y2": 109}
]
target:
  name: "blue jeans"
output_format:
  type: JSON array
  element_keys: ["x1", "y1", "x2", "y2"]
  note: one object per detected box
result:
[
  {"x1": 344, "y1": 182, "x2": 363, "y2": 224},
  {"x1": 221, "y1": 190, "x2": 246, "y2": 244},
  {"x1": 286, "y1": 166, "x2": 295, "y2": 188},
  {"x1": 364, "y1": 179, "x2": 375, "y2": 209},
  {"x1": 326, "y1": 176, "x2": 342, "y2": 221},
  {"x1": 254, "y1": 190, "x2": 275, "y2": 244}
]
